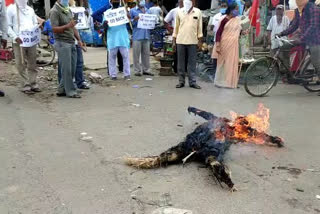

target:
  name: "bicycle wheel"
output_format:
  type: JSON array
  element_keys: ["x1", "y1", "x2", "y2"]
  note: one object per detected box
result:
[
  {"x1": 244, "y1": 57, "x2": 279, "y2": 97},
  {"x1": 150, "y1": 42, "x2": 161, "y2": 56},
  {"x1": 37, "y1": 39, "x2": 55, "y2": 66},
  {"x1": 301, "y1": 58, "x2": 320, "y2": 92}
]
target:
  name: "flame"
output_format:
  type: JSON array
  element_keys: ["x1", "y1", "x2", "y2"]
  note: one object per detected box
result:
[{"x1": 228, "y1": 103, "x2": 270, "y2": 144}]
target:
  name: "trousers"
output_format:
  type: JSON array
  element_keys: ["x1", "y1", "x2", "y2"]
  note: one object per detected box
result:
[
  {"x1": 132, "y1": 40, "x2": 150, "y2": 74},
  {"x1": 177, "y1": 44, "x2": 197, "y2": 85},
  {"x1": 13, "y1": 43, "x2": 38, "y2": 89},
  {"x1": 108, "y1": 47, "x2": 130, "y2": 78},
  {"x1": 55, "y1": 41, "x2": 77, "y2": 97}
]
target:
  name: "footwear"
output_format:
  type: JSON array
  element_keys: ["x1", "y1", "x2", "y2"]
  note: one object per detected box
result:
[
  {"x1": 143, "y1": 72, "x2": 154, "y2": 76},
  {"x1": 68, "y1": 94, "x2": 81, "y2": 98},
  {"x1": 31, "y1": 87, "x2": 42, "y2": 93},
  {"x1": 0, "y1": 90, "x2": 4, "y2": 97},
  {"x1": 190, "y1": 84, "x2": 201, "y2": 89},
  {"x1": 78, "y1": 84, "x2": 90, "y2": 89},
  {"x1": 111, "y1": 77, "x2": 117, "y2": 81},
  {"x1": 124, "y1": 75, "x2": 131, "y2": 80},
  {"x1": 56, "y1": 92, "x2": 67, "y2": 97},
  {"x1": 176, "y1": 83, "x2": 185, "y2": 88},
  {"x1": 135, "y1": 73, "x2": 142, "y2": 77},
  {"x1": 21, "y1": 85, "x2": 34, "y2": 94}
]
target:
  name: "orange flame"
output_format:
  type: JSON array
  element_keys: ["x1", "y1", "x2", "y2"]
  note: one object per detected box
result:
[{"x1": 229, "y1": 103, "x2": 270, "y2": 144}]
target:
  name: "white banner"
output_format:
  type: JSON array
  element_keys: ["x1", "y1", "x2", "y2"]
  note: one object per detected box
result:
[
  {"x1": 70, "y1": 7, "x2": 89, "y2": 30},
  {"x1": 104, "y1": 7, "x2": 129, "y2": 27},
  {"x1": 19, "y1": 27, "x2": 41, "y2": 48},
  {"x1": 137, "y1": 14, "x2": 157, "y2": 29}
]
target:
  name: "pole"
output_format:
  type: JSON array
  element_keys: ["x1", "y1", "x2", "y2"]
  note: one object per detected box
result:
[
  {"x1": 121, "y1": 0, "x2": 133, "y2": 30},
  {"x1": 15, "y1": 2, "x2": 25, "y2": 65}
]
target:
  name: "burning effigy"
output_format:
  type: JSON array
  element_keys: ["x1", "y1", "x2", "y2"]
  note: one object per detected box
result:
[{"x1": 125, "y1": 104, "x2": 284, "y2": 191}]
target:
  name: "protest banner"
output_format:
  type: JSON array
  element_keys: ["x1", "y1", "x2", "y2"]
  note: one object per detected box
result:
[
  {"x1": 70, "y1": 7, "x2": 89, "y2": 30},
  {"x1": 137, "y1": 14, "x2": 157, "y2": 29},
  {"x1": 19, "y1": 27, "x2": 41, "y2": 48},
  {"x1": 104, "y1": 7, "x2": 129, "y2": 27}
]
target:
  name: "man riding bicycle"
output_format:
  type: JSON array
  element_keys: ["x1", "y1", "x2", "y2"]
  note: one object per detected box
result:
[{"x1": 278, "y1": 0, "x2": 320, "y2": 96}]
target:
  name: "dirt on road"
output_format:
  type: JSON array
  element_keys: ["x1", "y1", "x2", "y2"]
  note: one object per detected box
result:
[{"x1": 0, "y1": 62, "x2": 320, "y2": 214}]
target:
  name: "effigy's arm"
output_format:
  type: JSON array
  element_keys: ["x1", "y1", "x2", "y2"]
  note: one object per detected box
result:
[{"x1": 187, "y1": 107, "x2": 218, "y2": 121}]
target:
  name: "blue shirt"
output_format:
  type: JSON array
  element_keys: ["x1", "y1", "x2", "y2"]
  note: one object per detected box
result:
[
  {"x1": 145, "y1": 2, "x2": 154, "y2": 9},
  {"x1": 107, "y1": 24, "x2": 130, "y2": 50},
  {"x1": 130, "y1": 7, "x2": 150, "y2": 41},
  {"x1": 92, "y1": 3, "x2": 111, "y2": 23}
]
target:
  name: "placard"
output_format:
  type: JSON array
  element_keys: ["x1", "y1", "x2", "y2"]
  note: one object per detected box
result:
[
  {"x1": 19, "y1": 27, "x2": 41, "y2": 48},
  {"x1": 137, "y1": 14, "x2": 157, "y2": 30},
  {"x1": 104, "y1": 7, "x2": 129, "y2": 27},
  {"x1": 70, "y1": 7, "x2": 89, "y2": 30}
]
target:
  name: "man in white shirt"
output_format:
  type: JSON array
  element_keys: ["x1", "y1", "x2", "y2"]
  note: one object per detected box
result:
[
  {"x1": 207, "y1": 1, "x2": 228, "y2": 43},
  {"x1": 164, "y1": 0, "x2": 183, "y2": 32},
  {"x1": 164, "y1": 0, "x2": 183, "y2": 73},
  {"x1": 267, "y1": 5, "x2": 290, "y2": 68},
  {"x1": 149, "y1": 0, "x2": 163, "y2": 25},
  {"x1": 0, "y1": 0, "x2": 8, "y2": 97},
  {"x1": 7, "y1": 0, "x2": 41, "y2": 94}
]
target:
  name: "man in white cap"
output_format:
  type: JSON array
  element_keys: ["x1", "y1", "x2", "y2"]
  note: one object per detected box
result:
[
  {"x1": 267, "y1": 4, "x2": 290, "y2": 68},
  {"x1": 7, "y1": 0, "x2": 41, "y2": 94},
  {"x1": 173, "y1": 0, "x2": 203, "y2": 89}
]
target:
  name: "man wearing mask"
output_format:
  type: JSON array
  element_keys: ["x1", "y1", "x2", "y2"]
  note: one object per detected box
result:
[
  {"x1": 164, "y1": 0, "x2": 184, "y2": 73},
  {"x1": 50, "y1": 0, "x2": 82, "y2": 98},
  {"x1": 106, "y1": 0, "x2": 131, "y2": 80},
  {"x1": 278, "y1": 0, "x2": 320, "y2": 95},
  {"x1": 0, "y1": 0, "x2": 8, "y2": 97},
  {"x1": 173, "y1": 0, "x2": 203, "y2": 89},
  {"x1": 7, "y1": 0, "x2": 41, "y2": 94},
  {"x1": 130, "y1": 0, "x2": 154, "y2": 76}
]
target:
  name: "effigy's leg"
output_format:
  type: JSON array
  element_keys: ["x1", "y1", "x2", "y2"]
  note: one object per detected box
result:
[{"x1": 125, "y1": 145, "x2": 185, "y2": 169}]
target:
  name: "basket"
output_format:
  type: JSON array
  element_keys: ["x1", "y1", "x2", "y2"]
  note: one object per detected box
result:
[{"x1": 160, "y1": 57, "x2": 174, "y2": 68}]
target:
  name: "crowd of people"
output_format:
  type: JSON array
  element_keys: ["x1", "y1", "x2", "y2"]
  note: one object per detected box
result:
[{"x1": 0, "y1": 0, "x2": 320, "y2": 98}]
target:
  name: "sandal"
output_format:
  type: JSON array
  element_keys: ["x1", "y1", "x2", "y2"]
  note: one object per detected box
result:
[
  {"x1": 68, "y1": 94, "x2": 81, "y2": 98},
  {"x1": 56, "y1": 92, "x2": 67, "y2": 97},
  {"x1": 22, "y1": 90, "x2": 35, "y2": 95},
  {"x1": 31, "y1": 88, "x2": 42, "y2": 93}
]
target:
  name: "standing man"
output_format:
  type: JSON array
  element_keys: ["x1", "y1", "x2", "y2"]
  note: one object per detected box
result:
[
  {"x1": 207, "y1": 1, "x2": 228, "y2": 73},
  {"x1": 173, "y1": 0, "x2": 203, "y2": 89},
  {"x1": 164, "y1": 0, "x2": 183, "y2": 73},
  {"x1": 106, "y1": 0, "x2": 131, "y2": 80},
  {"x1": 130, "y1": 0, "x2": 154, "y2": 76},
  {"x1": 50, "y1": 0, "x2": 82, "y2": 98},
  {"x1": 7, "y1": 0, "x2": 41, "y2": 94},
  {"x1": 279, "y1": 0, "x2": 320, "y2": 95},
  {"x1": 0, "y1": 0, "x2": 8, "y2": 97},
  {"x1": 267, "y1": 5, "x2": 290, "y2": 68}
]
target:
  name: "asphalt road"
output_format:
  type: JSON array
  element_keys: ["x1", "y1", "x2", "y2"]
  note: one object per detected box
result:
[{"x1": 1, "y1": 69, "x2": 320, "y2": 214}]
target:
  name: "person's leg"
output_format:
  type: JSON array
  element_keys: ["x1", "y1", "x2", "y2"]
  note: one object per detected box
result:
[
  {"x1": 119, "y1": 47, "x2": 131, "y2": 78},
  {"x1": 187, "y1": 45, "x2": 200, "y2": 88},
  {"x1": 310, "y1": 45, "x2": 320, "y2": 78},
  {"x1": 25, "y1": 45, "x2": 39, "y2": 91},
  {"x1": 58, "y1": 57, "x2": 62, "y2": 84},
  {"x1": 75, "y1": 45, "x2": 85, "y2": 87},
  {"x1": 132, "y1": 40, "x2": 142, "y2": 75},
  {"x1": 108, "y1": 47, "x2": 119, "y2": 79},
  {"x1": 13, "y1": 44, "x2": 29, "y2": 90},
  {"x1": 141, "y1": 40, "x2": 152, "y2": 75},
  {"x1": 177, "y1": 44, "x2": 186, "y2": 87},
  {"x1": 59, "y1": 42, "x2": 78, "y2": 97},
  {"x1": 117, "y1": 50, "x2": 123, "y2": 73},
  {"x1": 173, "y1": 51, "x2": 178, "y2": 73}
]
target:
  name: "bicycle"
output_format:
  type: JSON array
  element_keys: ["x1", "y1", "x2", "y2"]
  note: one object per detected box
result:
[
  {"x1": 150, "y1": 26, "x2": 166, "y2": 56},
  {"x1": 244, "y1": 36, "x2": 320, "y2": 97},
  {"x1": 36, "y1": 20, "x2": 56, "y2": 66}
]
